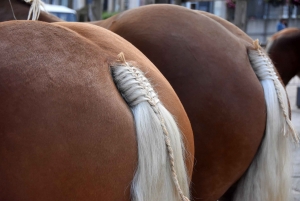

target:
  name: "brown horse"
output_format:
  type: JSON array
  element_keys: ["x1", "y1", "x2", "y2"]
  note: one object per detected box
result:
[
  {"x1": 266, "y1": 28, "x2": 300, "y2": 86},
  {"x1": 95, "y1": 4, "x2": 298, "y2": 201},
  {"x1": 0, "y1": 20, "x2": 194, "y2": 201},
  {"x1": 0, "y1": 0, "x2": 62, "y2": 22},
  {"x1": 2, "y1": 2, "x2": 298, "y2": 201}
]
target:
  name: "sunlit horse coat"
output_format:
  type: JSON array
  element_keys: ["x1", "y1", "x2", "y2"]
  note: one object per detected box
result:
[
  {"x1": 0, "y1": 20, "x2": 194, "y2": 201},
  {"x1": 0, "y1": 1, "x2": 297, "y2": 201},
  {"x1": 95, "y1": 5, "x2": 297, "y2": 201}
]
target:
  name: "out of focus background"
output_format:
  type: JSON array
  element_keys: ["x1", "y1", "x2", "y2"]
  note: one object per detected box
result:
[{"x1": 42, "y1": 0, "x2": 300, "y2": 45}]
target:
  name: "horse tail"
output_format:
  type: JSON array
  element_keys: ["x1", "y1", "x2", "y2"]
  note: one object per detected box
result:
[
  {"x1": 23, "y1": 0, "x2": 45, "y2": 20},
  {"x1": 265, "y1": 38, "x2": 274, "y2": 54},
  {"x1": 233, "y1": 40, "x2": 299, "y2": 201},
  {"x1": 110, "y1": 53, "x2": 190, "y2": 201}
]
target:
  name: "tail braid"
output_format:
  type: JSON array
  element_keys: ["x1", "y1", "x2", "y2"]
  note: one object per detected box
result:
[
  {"x1": 24, "y1": 0, "x2": 45, "y2": 20},
  {"x1": 117, "y1": 52, "x2": 190, "y2": 201},
  {"x1": 252, "y1": 40, "x2": 299, "y2": 143}
]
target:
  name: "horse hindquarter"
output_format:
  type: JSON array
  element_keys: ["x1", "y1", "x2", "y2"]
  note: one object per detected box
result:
[{"x1": 0, "y1": 20, "x2": 193, "y2": 201}]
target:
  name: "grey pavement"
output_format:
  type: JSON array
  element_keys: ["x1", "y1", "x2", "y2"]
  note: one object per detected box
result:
[{"x1": 286, "y1": 77, "x2": 300, "y2": 201}]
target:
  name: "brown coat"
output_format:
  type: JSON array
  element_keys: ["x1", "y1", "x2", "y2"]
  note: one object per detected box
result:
[
  {"x1": 96, "y1": 5, "x2": 266, "y2": 201},
  {"x1": 0, "y1": 20, "x2": 193, "y2": 201}
]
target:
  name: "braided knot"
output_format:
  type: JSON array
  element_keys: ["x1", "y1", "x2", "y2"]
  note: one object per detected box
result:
[
  {"x1": 249, "y1": 48, "x2": 299, "y2": 143},
  {"x1": 112, "y1": 65, "x2": 160, "y2": 108},
  {"x1": 112, "y1": 53, "x2": 190, "y2": 201},
  {"x1": 249, "y1": 50, "x2": 278, "y2": 81}
]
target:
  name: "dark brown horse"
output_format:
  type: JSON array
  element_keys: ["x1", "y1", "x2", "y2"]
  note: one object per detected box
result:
[
  {"x1": 0, "y1": 20, "x2": 194, "y2": 201},
  {"x1": 95, "y1": 5, "x2": 298, "y2": 201},
  {"x1": 1, "y1": 2, "x2": 298, "y2": 201},
  {"x1": 0, "y1": 0, "x2": 62, "y2": 22},
  {"x1": 266, "y1": 28, "x2": 300, "y2": 86}
]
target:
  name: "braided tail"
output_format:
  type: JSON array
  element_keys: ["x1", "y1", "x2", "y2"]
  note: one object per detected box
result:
[
  {"x1": 233, "y1": 40, "x2": 299, "y2": 201},
  {"x1": 111, "y1": 53, "x2": 190, "y2": 201},
  {"x1": 23, "y1": 0, "x2": 45, "y2": 20}
]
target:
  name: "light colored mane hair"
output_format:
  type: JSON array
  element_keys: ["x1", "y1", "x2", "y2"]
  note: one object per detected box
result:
[
  {"x1": 233, "y1": 41, "x2": 299, "y2": 201},
  {"x1": 111, "y1": 54, "x2": 190, "y2": 201}
]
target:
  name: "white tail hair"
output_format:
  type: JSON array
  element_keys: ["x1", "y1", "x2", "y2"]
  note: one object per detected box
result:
[
  {"x1": 24, "y1": 0, "x2": 45, "y2": 20},
  {"x1": 111, "y1": 53, "x2": 190, "y2": 201},
  {"x1": 233, "y1": 40, "x2": 299, "y2": 201},
  {"x1": 265, "y1": 38, "x2": 274, "y2": 54}
]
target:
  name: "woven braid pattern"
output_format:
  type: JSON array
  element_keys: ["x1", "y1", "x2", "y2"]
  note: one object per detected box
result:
[
  {"x1": 249, "y1": 48, "x2": 299, "y2": 143},
  {"x1": 112, "y1": 53, "x2": 189, "y2": 201},
  {"x1": 112, "y1": 63, "x2": 189, "y2": 201}
]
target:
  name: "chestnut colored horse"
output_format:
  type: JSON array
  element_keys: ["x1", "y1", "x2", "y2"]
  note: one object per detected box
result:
[
  {"x1": 2, "y1": 2, "x2": 298, "y2": 201},
  {"x1": 96, "y1": 5, "x2": 298, "y2": 201},
  {"x1": 0, "y1": 20, "x2": 194, "y2": 201},
  {"x1": 266, "y1": 28, "x2": 300, "y2": 86}
]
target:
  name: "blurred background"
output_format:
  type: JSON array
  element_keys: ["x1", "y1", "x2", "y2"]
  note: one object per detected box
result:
[{"x1": 42, "y1": 0, "x2": 300, "y2": 45}]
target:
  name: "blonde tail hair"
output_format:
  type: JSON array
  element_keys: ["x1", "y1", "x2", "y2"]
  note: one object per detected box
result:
[
  {"x1": 111, "y1": 53, "x2": 190, "y2": 201},
  {"x1": 233, "y1": 40, "x2": 299, "y2": 201},
  {"x1": 24, "y1": 0, "x2": 45, "y2": 20}
]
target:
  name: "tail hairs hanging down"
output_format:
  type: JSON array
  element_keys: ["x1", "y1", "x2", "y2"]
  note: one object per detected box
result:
[
  {"x1": 24, "y1": 0, "x2": 45, "y2": 20},
  {"x1": 233, "y1": 40, "x2": 299, "y2": 201},
  {"x1": 252, "y1": 39, "x2": 299, "y2": 143},
  {"x1": 111, "y1": 52, "x2": 190, "y2": 201}
]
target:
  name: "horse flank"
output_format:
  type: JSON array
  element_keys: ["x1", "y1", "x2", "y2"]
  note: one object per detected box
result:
[
  {"x1": 10, "y1": 3, "x2": 192, "y2": 197},
  {"x1": 13, "y1": 2, "x2": 299, "y2": 199}
]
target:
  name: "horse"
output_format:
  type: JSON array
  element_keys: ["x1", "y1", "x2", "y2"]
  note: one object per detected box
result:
[
  {"x1": 0, "y1": 20, "x2": 194, "y2": 201},
  {"x1": 266, "y1": 28, "x2": 300, "y2": 86},
  {"x1": 94, "y1": 4, "x2": 299, "y2": 201},
  {"x1": 0, "y1": 0, "x2": 62, "y2": 22},
  {"x1": 2, "y1": 2, "x2": 298, "y2": 200}
]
